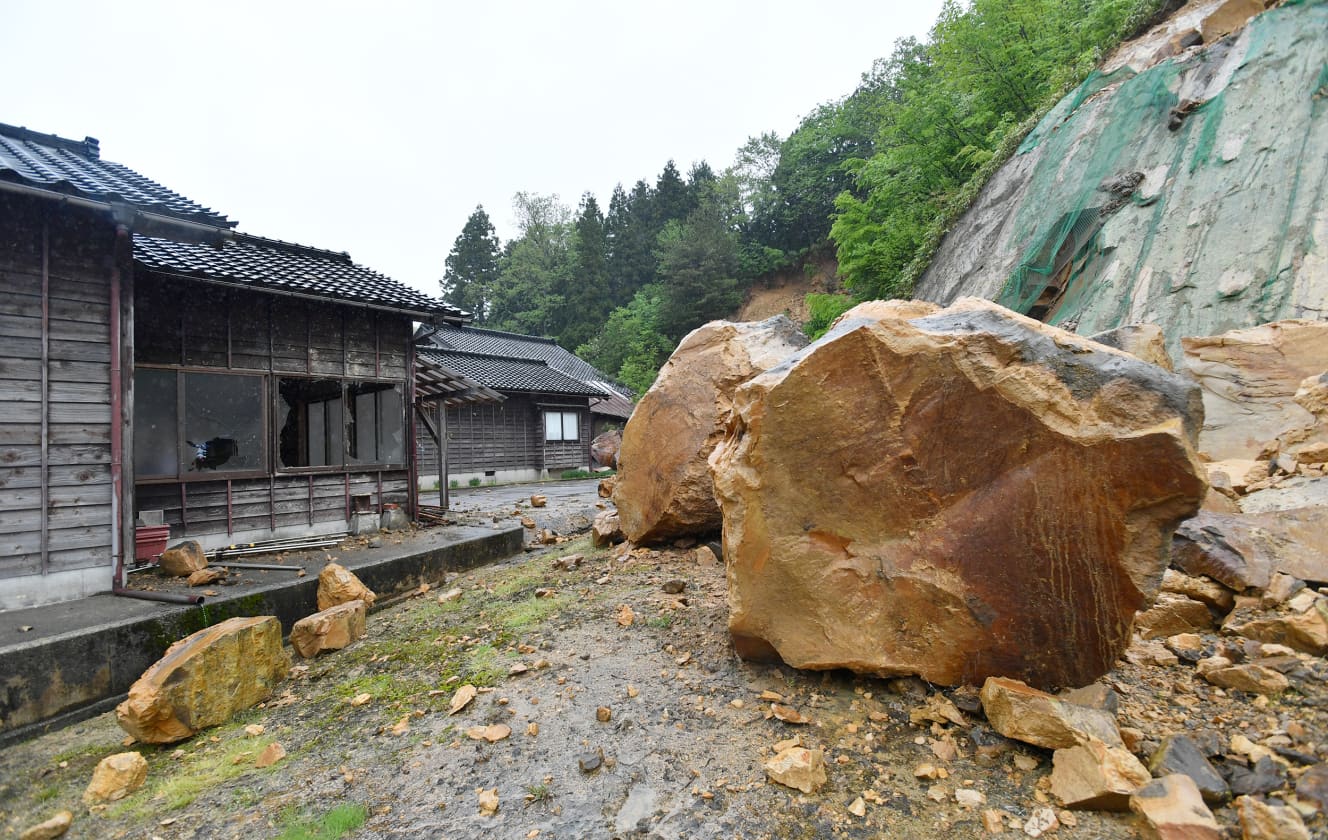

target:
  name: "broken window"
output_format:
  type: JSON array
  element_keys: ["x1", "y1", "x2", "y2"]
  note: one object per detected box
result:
[
  {"x1": 277, "y1": 378, "x2": 405, "y2": 469},
  {"x1": 132, "y1": 369, "x2": 265, "y2": 478}
]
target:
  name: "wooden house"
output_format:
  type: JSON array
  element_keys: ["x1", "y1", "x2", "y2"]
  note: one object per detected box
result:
[
  {"x1": 414, "y1": 325, "x2": 633, "y2": 486},
  {"x1": 0, "y1": 123, "x2": 468, "y2": 610}
]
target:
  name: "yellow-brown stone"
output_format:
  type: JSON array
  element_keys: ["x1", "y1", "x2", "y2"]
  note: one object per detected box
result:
[
  {"x1": 614, "y1": 315, "x2": 807, "y2": 544},
  {"x1": 711, "y1": 299, "x2": 1206, "y2": 688},
  {"x1": 289, "y1": 600, "x2": 367, "y2": 658},
  {"x1": 158, "y1": 541, "x2": 207, "y2": 577},
  {"x1": 82, "y1": 752, "x2": 147, "y2": 804},
  {"x1": 317, "y1": 562, "x2": 376, "y2": 611},
  {"x1": 115, "y1": 616, "x2": 289, "y2": 744}
]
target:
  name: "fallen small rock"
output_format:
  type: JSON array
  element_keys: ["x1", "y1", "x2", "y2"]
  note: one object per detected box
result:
[
  {"x1": 83, "y1": 752, "x2": 148, "y2": 804},
  {"x1": 1050, "y1": 737, "x2": 1151, "y2": 811},
  {"x1": 159, "y1": 541, "x2": 207, "y2": 576},
  {"x1": 661, "y1": 579, "x2": 686, "y2": 594},
  {"x1": 448, "y1": 684, "x2": 478, "y2": 715},
  {"x1": 289, "y1": 600, "x2": 367, "y2": 658},
  {"x1": 477, "y1": 787, "x2": 500, "y2": 816},
  {"x1": 1236, "y1": 794, "x2": 1310, "y2": 840},
  {"x1": 1129, "y1": 774, "x2": 1220, "y2": 840},
  {"x1": 764, "y1": 746, "x2": 827, "y2": 794},
  {"x1": 18, "y1": 810, "x2": 73, "y2": 840},
  {"x1": 317, "y1": 562, "x2": 376, "y2": 611},
  {"x1": 255, "y1": 742, "x2": 286, "y2": 768},
  {"x1": 980, "y1": 677, "x2": 1121, "y2": 750}
]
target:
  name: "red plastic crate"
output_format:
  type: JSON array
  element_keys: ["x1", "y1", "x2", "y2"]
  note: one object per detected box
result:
[{"x1": 134, "y1": 525, "x2": 171, "y2": 562}]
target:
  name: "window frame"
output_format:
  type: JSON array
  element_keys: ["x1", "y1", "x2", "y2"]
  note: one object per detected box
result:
[
  {"x1": 132, "y1": 364, "x2": 271, "y2": 484},
  {"x1": 543, "y1": 409, "x2": 581, "y2": 443},
  {"x1": 273, "y1": 373, "x2": 408, "y2": 474}
]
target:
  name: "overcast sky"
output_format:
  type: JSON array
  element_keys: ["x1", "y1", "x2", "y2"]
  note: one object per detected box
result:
[{"x1": 3, "y1": 1, "x2": 944, "y2": 295}]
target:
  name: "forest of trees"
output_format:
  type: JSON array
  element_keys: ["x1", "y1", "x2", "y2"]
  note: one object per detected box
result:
[{"x1": 441, "y1": 0, "x2": 1160, "y2": 396}]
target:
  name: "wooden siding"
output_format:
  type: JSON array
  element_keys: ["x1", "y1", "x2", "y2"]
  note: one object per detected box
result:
[
  {"x1": 415, "y1": 393, "x2": 590, "y2": 478},
  {"x1": 131, "y1": 272, "x2": 415, "y2": 540},
  {"x1": 0, "y1": 195, "x2": 117, "y2": 580}
]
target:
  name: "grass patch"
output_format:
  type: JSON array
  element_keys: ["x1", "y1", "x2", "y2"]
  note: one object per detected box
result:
[
  {"x1": 275, "y1": 802, "x2": 368, "y2": 840},
  {"x1": 463, "y1": 644, "x2": 508, "y2": 687},
  {"x1": 34, "y1": 784, "x2": 61, "y2": 802},
  {"x1": 494, "y1": 594, "x2": 570, "y2": 632},
  {"x1": 646, "y1": 614, "x2": 674, "y2": 630},
  {"x1": 106, "y1": 736, "x2": 284, "y2": 818}
]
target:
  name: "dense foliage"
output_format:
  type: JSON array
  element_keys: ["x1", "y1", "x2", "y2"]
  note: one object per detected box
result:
[{"x1": 441, "y1": 0, "x2": 1157, "y2": 395}]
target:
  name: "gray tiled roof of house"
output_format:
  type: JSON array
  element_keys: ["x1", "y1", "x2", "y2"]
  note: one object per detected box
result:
[
  {"x1": 428, "y1": 324, "x2": 612, "y2": 385},
  {"x1": 419, "y1": 348, "x2": 603, "y2": 397},
  {"x1": 0, "y1": 123, "x2": 234, "y2": 228},
  {"x1": 134, "y1": 233, "x2": 468, "y2": 319}
]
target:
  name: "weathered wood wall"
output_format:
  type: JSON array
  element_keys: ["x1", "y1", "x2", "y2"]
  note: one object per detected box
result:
[
  {"x1": 132, "y1": 272, "x2": 414, "y2": 540},
  {"x1": 414, "y1": 393, "x2": 590, "y2": 480},
  {"x1": 0, "y1": 195, "x2": 117, "y2": 581}
]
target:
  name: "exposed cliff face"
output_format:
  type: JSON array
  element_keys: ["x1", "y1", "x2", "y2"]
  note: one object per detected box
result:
[{"x1": 915, "y1": 0, "x2": 1328, "y2": 360}]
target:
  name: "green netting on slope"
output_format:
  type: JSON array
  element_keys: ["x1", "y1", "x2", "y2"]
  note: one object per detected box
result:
[
  {"x1": 997, "y1": 62, "x2": 1180, "y2": 319},
  {"x1": 996, "y1": 0, "x2": 1328, "y2": 329}
]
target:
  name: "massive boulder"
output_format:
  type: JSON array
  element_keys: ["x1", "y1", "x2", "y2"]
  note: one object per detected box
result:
[
  {"x1": 1181, "y1": 320, "x2": 1328, "y2": 461},
  {"x1": 613, "y1": 315, "x2": 807, "y2": 544},
  {"x1": 116, "y1": 616, "x2": 290, "y2": 744},
  {"x1": 590, "y1": 429, "x2": 622, "y2": 469},
  {"x1": 711, "y1": 298, "x2": 1206, "y2": 689}
]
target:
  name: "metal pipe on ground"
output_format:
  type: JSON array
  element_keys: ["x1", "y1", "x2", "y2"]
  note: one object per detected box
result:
[
  {"x1": 112, "y1": 587, "x2": 204, "y2": 606},
  {"x1": 213, "y1": 562, "x2": 306, "y2": 572}
]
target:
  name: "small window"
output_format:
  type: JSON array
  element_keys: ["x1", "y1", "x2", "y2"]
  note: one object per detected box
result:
[{"x1": 544, "y1": 410, "x2": 579, "y2": 442}]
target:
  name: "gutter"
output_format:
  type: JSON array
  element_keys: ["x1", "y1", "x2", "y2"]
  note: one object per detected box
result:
[{"x1": 0, "y1": 180, "x2": 232, "y2": 245}]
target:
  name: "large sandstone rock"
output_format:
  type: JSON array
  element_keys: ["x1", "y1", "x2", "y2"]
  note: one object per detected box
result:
[
  {"x1": 83, "y1": 752, "x2": 147, "y2": 804},
  {"x1": 116, "y1": 616, "x2": 290, "y2": 744},
  {"x1": 1182, "y1": 320, "x2": 1328, "y2": 461},
  {"x1": 1279, "y1": 373, "x2": 1328, "y2": 463},
  {"x1": 289, "y1": 600, "x2": 367, "y2": 658},
  {"x1": 590, "y1": 428, "x2": 622, "y2": 468},
  {"x1": 613, "y1": 315, "x2": 807, "y2": 544},
  {"x1": 712, "y1": 299, "x2": 1206, "y2": 688},
  {"x1": 829, "y1": 299, "x2": 939, "y2": 330},
  {"x1": 317, "y1": 562, "x2": 377, "y2": 611}
]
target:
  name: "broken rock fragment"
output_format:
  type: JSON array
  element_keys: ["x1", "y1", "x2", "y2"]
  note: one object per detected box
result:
[
  {"x1": 116, "y1": 616, "x2": 290, "y2": 744},
  {"x1": 1181, "y1": 319, "x2": 1328, "y2": 461},
  {"x1": 764, "y1": 746, "x2": 827, "y2": 794},
  {"x1": 317, "y1": 563, "x2": 376, "y2": 611},
  {"x1": 713, "y1": 299, "x2": 1205, "y2": 688},
  {"x1": 980, "y1": 677, "x2": 1121, "y2": 750},
  {"x1": 83, "y1": 752, "x2": 148, "y2": 804},
  {"x1": 614, "y1": 315, "x2": 807, "y2": 544},
  {"x1": 18, "y1": 810, "x2": 73, "y2": 840},
  {"x1": 591, "y1": 509, "x2": 623, "y2": 548},
  {"x1": 1050, "y1": 737, "x2": 1152, "y2": 810},
  {"x1": 158, "y1": 540, "x2": 207, "y2": 577},
  {"x1": 1128, "y1": 774, "x2": 1221, "y2": 840},
  {"x1": 1235, "y1": 794, "x2": 1310, "y2": 840},
  {"x1": 289, "y1": 600, "x2": 367, "y2": 658}
]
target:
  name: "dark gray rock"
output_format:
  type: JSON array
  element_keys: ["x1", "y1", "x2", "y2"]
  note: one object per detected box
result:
[{"x1": 1148, "y1": 734, "x2": 1229, "y2": 804}]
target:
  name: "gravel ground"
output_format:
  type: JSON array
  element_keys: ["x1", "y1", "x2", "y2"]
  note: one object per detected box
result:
[{"x1": 2, "y1": 492, "x2": 1325, "y2": 839}]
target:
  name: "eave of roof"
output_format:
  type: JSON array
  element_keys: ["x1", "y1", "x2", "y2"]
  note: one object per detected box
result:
[
  {"x1": 133, "y1": 233, "x2": 468, "y2": 320},
  {"x1": 419, "y1": 348, "x2": 603, "y2": 397}
]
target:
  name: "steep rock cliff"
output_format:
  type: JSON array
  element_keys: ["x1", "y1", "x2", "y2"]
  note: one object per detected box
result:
[{"x1": 915, "y1": 0, "x2": 1328, "y2": 359}]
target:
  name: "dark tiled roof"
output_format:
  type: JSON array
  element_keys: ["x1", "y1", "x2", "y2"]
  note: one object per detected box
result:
[
  {"x1": 429, "y1": 324, "x2": 610, "y2": 384},
  {"x1": 590, "y1": 391, "x2": 635, "y2": 420},
  {"x1": 0, "y1": 123, "x2": 233, "y2": 228},
  {"x1": 133, "y1": 234, "x2": 468, "y2": 318},
  {"x1": 419, "y1": 348, "x2": 603, "y2": 397}
]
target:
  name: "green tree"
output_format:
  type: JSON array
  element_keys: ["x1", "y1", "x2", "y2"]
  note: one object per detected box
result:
[
  {"x1": 440, "y1": 205, "x2": 501, "y2": 323},
  {"x1": 605, "y1": 180, "x2": 657, "y2": 299},
  {"x1": 577, "y1": 285, "x2": 673, "y2": 397},
  {"x1": 561, "y1": 192, "x2": 611, "y2": 350},
  {"x1": 488, "y1": 192, "x2": 573, "y2": 337},
  {"x1": 655, "y1": 178, "x2": 744, "y2": 340}
]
